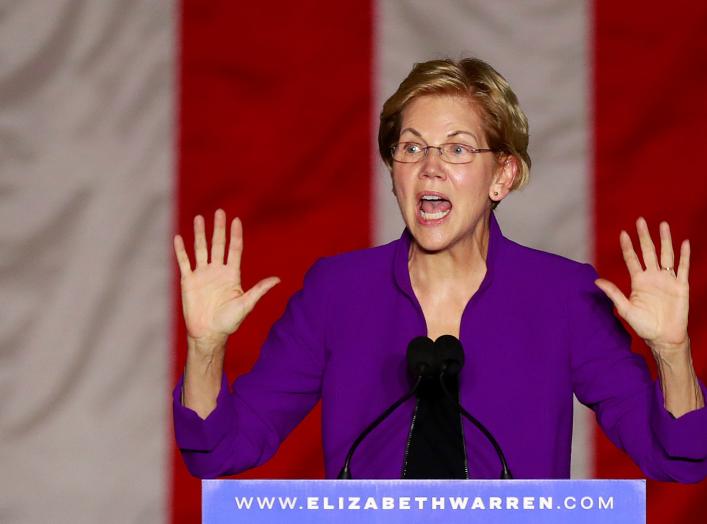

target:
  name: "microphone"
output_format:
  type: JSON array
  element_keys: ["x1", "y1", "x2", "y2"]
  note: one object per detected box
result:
[
  {"x1": 435, "y1": 334, "x2": 464, "y2": 376},
  {"x1": 434, "y1": 335, "x2": 513, "y2": 479},
  {"x1": 407, "y1": 335, "x2": 438, "y2": 378},
  {"x1": 337, "y1": 337, "x2": 433, "y2": 479}
]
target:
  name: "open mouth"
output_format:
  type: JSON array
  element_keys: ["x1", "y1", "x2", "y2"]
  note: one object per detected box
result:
[{"x1": 418, "y1": 193, "x2": 452, "y2": 221}]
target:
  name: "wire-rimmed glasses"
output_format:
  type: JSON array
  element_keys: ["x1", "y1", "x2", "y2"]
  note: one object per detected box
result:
[{"x1": 391, "y1": 142, "x2": 497, "y2": 164}]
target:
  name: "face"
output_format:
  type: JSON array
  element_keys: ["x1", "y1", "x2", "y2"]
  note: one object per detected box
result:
[{"x1": 391, "y1": 94, "x2": 515, "y2": 253}]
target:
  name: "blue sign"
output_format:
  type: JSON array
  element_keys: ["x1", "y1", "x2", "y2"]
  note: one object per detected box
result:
[{"x1": 202, "y1": 479, "x2": 645, "y2": 523}]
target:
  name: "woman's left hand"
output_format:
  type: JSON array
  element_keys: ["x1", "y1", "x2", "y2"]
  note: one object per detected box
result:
[{"x1": 594, "y1": 217, "x2": 690, "y2": 358}]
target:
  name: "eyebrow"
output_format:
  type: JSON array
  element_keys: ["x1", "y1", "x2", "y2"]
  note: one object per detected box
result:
[
  {"x1": 447, "y1": 130, "x2": 479, "y2": 142},
  {"x1": 399, "y1": 128, "x2": 425, "y2": 140},
  {"x1": 399, "y1": 128, "x2": 480, "y2": 144}
]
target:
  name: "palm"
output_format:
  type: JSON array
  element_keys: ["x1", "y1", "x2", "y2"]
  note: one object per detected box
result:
[
  {"x1": 622, "y1": 267, "x2": 689, "y2": 346},
  {"x1": 174, "y1": 210, "x2": 279, "y2": 343},
  {"x1": 595, "y1": 218, "x2": 690, "y2": 352},
  {"x1": 182, "y1": 264, "x2": 246, "y2": 338}
]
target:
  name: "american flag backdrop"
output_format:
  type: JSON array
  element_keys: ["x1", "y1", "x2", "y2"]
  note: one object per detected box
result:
[{"x1": 1, "y1": 1, "x2": 706, "y2": 523}]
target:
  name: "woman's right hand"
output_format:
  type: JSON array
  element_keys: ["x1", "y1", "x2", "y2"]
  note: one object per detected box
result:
[
  {"x1": 174, "y1": 209, "x2": 280, "y2": 353},
  {"x1": 175, "y1": 209, "x2": 279, "y2": 417}
]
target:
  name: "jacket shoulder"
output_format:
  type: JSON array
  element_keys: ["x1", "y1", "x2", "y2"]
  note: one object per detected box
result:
[
  {"x1": 499, "y1": 237, "x2": 598, "y2": 290},
  {"x1": 308, "y1": 239, "x2": 397, "y2": 282}
]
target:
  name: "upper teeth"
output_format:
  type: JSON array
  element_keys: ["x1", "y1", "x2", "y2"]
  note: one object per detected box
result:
[{"x1": 422, "y1": 195, "x2": 442, "y2": 201}]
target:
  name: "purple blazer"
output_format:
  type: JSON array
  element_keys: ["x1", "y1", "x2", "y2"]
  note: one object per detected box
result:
[{"x1": 173, "y1": 214, "x2": 707, "y2": 481}]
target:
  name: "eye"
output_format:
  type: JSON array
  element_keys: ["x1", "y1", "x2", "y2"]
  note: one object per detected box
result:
[
  {"x1": 449, "y1": 143, "x2": 472, "y2": 156},
  {"x1": 402, "y1": 142, "x2": 423, "y2": 154}
]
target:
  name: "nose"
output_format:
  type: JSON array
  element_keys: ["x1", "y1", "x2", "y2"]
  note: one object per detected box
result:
[{"x1": 418, "y1": 146, "x2": 445, "y2": 179}]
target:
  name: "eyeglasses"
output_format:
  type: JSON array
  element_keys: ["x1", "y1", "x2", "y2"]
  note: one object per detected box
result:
[{"x1": 390, "y1": 142, "x2": 497, "y2": 164}]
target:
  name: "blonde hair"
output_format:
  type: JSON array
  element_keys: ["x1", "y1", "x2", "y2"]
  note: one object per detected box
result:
[{"x1": 378, "y1": 57, "x2": 531, "y2": 191}]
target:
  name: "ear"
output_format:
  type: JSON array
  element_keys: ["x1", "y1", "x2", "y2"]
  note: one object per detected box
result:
[{"x1": 489, "y1": 156, "x2": 518, "y2": 203}]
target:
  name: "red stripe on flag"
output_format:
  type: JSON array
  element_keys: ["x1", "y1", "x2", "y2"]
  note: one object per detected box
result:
[
  {"x1": 594, "y1": 2, "x2": 707, "y2": 522},
  {"x1": 173, "y1": 2, "x2": 373, "y2": 522}
]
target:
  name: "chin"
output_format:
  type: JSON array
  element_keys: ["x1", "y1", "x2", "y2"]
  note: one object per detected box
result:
[{"x1": 409, "y1": 226, "x2": 453, "y2": 254}]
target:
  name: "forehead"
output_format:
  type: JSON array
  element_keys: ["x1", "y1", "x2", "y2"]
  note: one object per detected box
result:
[{"x1": 400, "y1": 94, "x2": 485, "y2": 141}]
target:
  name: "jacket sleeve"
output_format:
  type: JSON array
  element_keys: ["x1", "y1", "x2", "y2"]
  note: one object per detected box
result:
[
  {"x1": 570, "y1": 263, "x2": 707, "y2": 483},
  {"x1": 172, "y1": 259, "x2": 330, "y2": 478}
]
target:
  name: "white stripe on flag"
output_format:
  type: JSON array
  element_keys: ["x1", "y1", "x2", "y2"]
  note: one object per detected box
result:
[
  {"x1": 0, "y1": 1, "x2": 175, "y2": 522},
  {"x1": 373, "y1": 0, "x2": 593, "y2": 478}
]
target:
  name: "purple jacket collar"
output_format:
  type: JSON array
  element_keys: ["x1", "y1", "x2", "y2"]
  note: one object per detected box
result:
[{"x1": 393, "y1": 212, "x2": 503, "y2": 308}]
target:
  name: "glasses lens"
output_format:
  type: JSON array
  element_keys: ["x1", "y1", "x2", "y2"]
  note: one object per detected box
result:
[
  {"x1": 441, "y1": 144, "x2": 475, "y2": 164},
  {"x1": 393, "y1": 142, "x2": 423, "y2": 163},
  {"x1": 392, "y1": 143, "x2": 481, "y2": 163}
]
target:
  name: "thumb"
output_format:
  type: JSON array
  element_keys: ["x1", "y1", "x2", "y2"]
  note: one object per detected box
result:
[
  {"x1": 594, "y1": 278, "x2": 630, "y2": 316},
  {"x1": 241, "y1": 276, "x2": 281, "y2": 315}
]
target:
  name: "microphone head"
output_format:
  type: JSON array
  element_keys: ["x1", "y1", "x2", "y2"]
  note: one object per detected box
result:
[
  {"x1": 434, "y1": 335, "x2": 465, "y2": 376},
  {"x1": 406, "y1": 336, "x2": 435, "y2": 378}
]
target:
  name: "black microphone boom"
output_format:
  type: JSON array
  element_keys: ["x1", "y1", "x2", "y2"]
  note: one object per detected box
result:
[
  {"x1": 435, "y1": 334, "x2": 465, "y2": 376},
  {"x1": 407, "y1": 336, "x2": 438, "y2": 378},
  {"x1": 434, "y1": 335, "x2": 513, "y2": 479},
  {"x1": 337, "y1": 335, "x2": 513, "y2": 480},
  {"x1": 337, "y1": 337, "x2": 434, "y2": 479}
]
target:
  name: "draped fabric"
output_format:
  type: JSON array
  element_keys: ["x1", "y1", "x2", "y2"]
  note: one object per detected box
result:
[
  {"x1": 1, "y1": 1, "x2": 705, "y2": 523},
  {"x1": 0, "y1": 1, "x2": 174, "y2": 522}
]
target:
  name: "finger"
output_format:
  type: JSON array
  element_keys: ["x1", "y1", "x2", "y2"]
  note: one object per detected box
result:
[
  {"x1": 659, "y1": 221, "x2": 675, "y2": 271},
  {"x1": 241, "y1": 277, "x2": 281, "y2": 315},
  {"x1": 173, "y1": 234, "x2": 192, "y2": 276},
  {"x1": 677, "y1": 239, "x2": 690, "y2": 284},
  {"x1": 194, "y1": 215, "x2": 208, "y2": 267},
  {"x1": 636, "y1": 217, "x2": 659, "y2": 270},
  {"x1": 595, "y1": 278, "x2": 631, "y2": 317},
  {"x1": 227, "y1": 217, "x2": 243, "y2": 275},
  {"x1": 619, "y1": 230, "x2": 643, "y2": 276},
  {"x1": 210, "y1": 209, "x2": 227, "y2": 265}
]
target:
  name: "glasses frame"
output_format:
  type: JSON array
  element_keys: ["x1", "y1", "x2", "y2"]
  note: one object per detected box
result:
[{"x1": 390, "y1": 141, "x2": 498, "y2": 165}]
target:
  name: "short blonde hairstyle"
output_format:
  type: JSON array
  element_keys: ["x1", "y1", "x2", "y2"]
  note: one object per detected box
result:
[{"x1": 378, "y1": 58, "x2": 531, "y2": 191}]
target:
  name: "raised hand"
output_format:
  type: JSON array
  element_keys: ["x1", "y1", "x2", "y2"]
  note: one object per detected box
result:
[
  {"x1": 175, "y1": 210, "x2": 279, "y2": 418},
  {"x1": 594, "y1": 217, "x2": 689, "y2": 355},
  {"x1": 595, "y1": 218, "x2": 702, "y2": 417},
  {"x1": 174, "y1": 209, "x2": 280, "y2": 346}
]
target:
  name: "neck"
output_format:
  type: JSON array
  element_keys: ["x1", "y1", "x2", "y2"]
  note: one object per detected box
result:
[{"x1": 408, "y1": 213, "x2": 491, "y2": 289}]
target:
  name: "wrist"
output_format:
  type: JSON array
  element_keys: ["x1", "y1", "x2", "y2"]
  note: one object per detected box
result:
[
  {"x1": 184, "y1": 337, "x2": 226, "y2": 418},
  {"x1": 186, "y1": 335, "x2": 227, "y2": 386},
  {"x1": 649, "y1": 337, "x2": 690, "y2": 365},
  {"x1": 187, "y1": 334, "x2": 227, "y2": 359},
  {"x1": 653, "y1": 343, "x2": 704, "y2": 417}
]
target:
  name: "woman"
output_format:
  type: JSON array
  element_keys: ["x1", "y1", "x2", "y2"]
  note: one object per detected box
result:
[{"x1": 173, "y1": 58, "x2": 706, "y2": 481}]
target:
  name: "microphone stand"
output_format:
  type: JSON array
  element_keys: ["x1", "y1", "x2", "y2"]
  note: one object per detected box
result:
[
  {"x1": 337, "y1": 375, "x2": 423, "y2": 479},
  {"x1": 438, "y1": 372, "x2": 513, "y2": 479}
]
